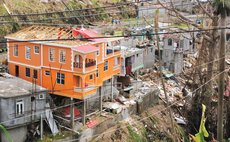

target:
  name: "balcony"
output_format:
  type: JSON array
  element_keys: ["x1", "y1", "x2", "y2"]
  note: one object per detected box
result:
[
  {"x1": 73, "y1": 62, "x2": 83, "y2": 68},
  {"x1": 106, "y1": 48, "x2": 121, "y2": 57},
  {"x1": 85, "y1": 60, "x2": 96, "y2": 67},
  {"x1": 73, "y1": 60, "x2": 96, "y2": 68},
  {"x1": 73, "y1": 60, "x2": 96, "y2": 73},
  {"x1": 74, "y1": 83, "x2": 96, "y2": 93}
]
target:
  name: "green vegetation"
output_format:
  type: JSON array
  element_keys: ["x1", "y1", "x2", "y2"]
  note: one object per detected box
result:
[
  {"x1": 0, "y1": 124, "x2": 13, "y2": 142},
  {"x1": 127, "y1": 125, "x2": 147, "y2": 142},
  {"x1": 37, "y1": 131, "x2": 72, "y2": 142}
]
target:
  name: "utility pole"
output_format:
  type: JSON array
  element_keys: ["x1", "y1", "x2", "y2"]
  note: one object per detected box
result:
[
  {"x1": 40, "y1": 114, "x2": 43, "y2": 140},
  {"x1": 70, "y1": 97, "x2": 75, "y2": 130},
  {"x1": 154, "y1": 9, "x2": 175, "y2": 142},
  {"x1": 99, "y1": 86, "x2": 102, "y2": 113},
  {"x1": 82, "y1": 99, "x2": 86, "y2": 125},
  {"x1": 217, "y1": 10, "x2": 226, "y2": 142},
  {"x1": 111, "y1": 76, "x2": 114, "y2": 101}
]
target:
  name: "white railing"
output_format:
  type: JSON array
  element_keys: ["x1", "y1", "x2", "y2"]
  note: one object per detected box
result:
[{"x1": 74, "y1": 83, "x2": 96, "y2": 92}]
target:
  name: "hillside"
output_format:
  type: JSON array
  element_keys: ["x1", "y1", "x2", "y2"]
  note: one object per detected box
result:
[{"x1": 0, "y1": 0, "x2": 135, "y2": 39}]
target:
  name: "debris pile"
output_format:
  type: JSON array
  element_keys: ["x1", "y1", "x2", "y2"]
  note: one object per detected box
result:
[{"x1": 138, "y1": 67, "x2": 184, "y2": 103}]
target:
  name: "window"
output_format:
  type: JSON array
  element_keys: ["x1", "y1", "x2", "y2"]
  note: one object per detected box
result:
[
  {"x1": 49, "y1": 48, "x2": 55, "y2": 61},
  {"x1": 39, "y1": 93, "x2": 45, "y2": 99},
  {"x1": 168, "y1": 38, "x2": 173, "y2": 46},
  {"x1": 13, "y1": 44, "x2": 18, "y2": 56},
  {"x1": 34, "y1": 46, "x2": 39, "y2": 54},
  {"x1": 57, "y1": 72, "x2": 65, "y2": 84},
  {"x1": 104, "y1": 61, "x2": 108, "y2": 71},
  {"x1": 96, "y1": 69, "x2": 99, "y2": 77},
  {"x1": 25, "y1": 68, "x2": 30, "y2": 77},
  {"x1": 25, "y1": 46, "x2": 31, "y2": 59},
  {"x1": 137, "y1": 54, "x2": 139, "y2": 57},
  {"x1": 97, "y1": 50, "x2": 100, "y2": 56},
  {"x1": 33, "y1": 69, "x2": 38, "y2": 79},
  {"x1": 59, "y1": 50, "x2": 66, "y2": 63},
  {"x1": 16, "y1": 100, "x2": 24, "y2": 116},
  {"x1": 90, "y1": 74, "x2": 93, "y2": 80},
  {"x1": 45, "y1": 70, "x2": 50, "y2": 76}
]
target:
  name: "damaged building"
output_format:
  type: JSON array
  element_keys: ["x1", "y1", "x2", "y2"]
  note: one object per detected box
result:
[{"x1": 0, "y1": 73, "x2": 53, "y2": 142}]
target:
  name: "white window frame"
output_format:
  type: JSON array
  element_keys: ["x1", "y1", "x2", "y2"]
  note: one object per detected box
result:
[
  {"x1": 96, "y1": 69, "x2": 99, "y2": 78},
  {"x1": 56, "y1": 72, "x2": 65, "y2": 85},
  {"x1": 16, "y1": 100, "x2": 24, "y2": 116},
  {"x1": 89, "y1": 74, "x2": 93, "y2": 80},
  {"x1": 13, "y1": 44, "x2": 18, "y2": 57},
  {"x1": 25, "y1": 67, "x2": 30, "y2": 77},
  {"x1": 104, "y1": 61, "x2": 108, "y2": 71},
  {"x1": 49, "y1": 48, "x2": 55, "y2": 62},
  {"x1": 168, "y1": 38, "x2": 173, "y2": 46},
  {"x1": 59, "y1": 50, "x2": 66, "y2": 63},
  {"x1": 25, "y1": 46, "x2": 31, "y2": 59},
  {"x1": 34, "y1": 46, "x2": 40, "y2": 54},
  {"x1": 39, "y1": 93, "x2": 45, "y2": 99},
  {"x1": 33, "y1": 69, "x2": 38, "y2": 79},
  {"x1": 45, "y1": 70, "x2": 50, "y2": 76}
]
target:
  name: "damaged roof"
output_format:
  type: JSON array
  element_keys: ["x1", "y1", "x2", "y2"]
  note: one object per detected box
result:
[
  {"x1": 5, "y1": 26, "x2": 100, "y2": 47},
  {"x1": 0, "y1": 73, "x2": 46, "y2": 98}
]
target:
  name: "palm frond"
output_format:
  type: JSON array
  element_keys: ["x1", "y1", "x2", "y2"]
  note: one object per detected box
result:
[{"x1": 213, "y1": 0, "x2": 230, "y2": 16}]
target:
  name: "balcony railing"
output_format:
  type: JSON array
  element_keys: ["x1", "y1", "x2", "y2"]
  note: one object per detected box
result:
[
  {"x1": 74, "y1": 83, "x2": 96, "y2": 92},
  {"x1": 73, "y1": 60, "x2": 96, "y2": 68},
  {"x1": 85, "y1": 60, "x2": 96, "y2": 67},
  {"x1": 106, "y1": 49, "x2": 113, "y2": 55},
  {"x1": 73, "y1": 62, "x2": 83, "y2": 68}
]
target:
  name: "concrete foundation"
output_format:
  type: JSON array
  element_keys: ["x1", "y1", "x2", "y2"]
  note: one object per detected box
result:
[{"x1": 78, "y1": 88, "x2": 159, "y2": 142}]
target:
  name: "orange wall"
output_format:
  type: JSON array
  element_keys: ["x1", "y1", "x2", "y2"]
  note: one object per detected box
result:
[
  {"x1": 41, "y1": 68, "x2": 74, "y2": 92},
  {"x1": 8, "y1": 63, "x2": 41, "y2": 85},
  {"x1": 8, "y1": 41, "x2": 41, "y2": 66},
  {"x1": 42, "y1": 45, "x2": 72, "y2": 71}
]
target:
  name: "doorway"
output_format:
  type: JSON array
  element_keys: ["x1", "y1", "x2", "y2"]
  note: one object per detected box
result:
[{"x1": 15, "y1": 65, "x2": 19, "y2": 77}]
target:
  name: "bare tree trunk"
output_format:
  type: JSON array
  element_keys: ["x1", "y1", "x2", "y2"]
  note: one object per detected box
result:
[
  {"x1": 206, "y1": 16, "x2": 218, "y2": 93},
  {"x1": 154, "y1": 9, "x2": 175, "y2": 142},
  {"x1": 217, "y1": 10, "x2": 226, "y2": 142}
]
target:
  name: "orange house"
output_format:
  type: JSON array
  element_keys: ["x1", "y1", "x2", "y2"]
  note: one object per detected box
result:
[{"x1": 5, "y1": 26, "x2": 121, "y2": 100}]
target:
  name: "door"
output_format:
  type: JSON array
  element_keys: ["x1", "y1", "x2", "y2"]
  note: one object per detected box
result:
[{"x1": 15, "y1": 65, "x2": 19, "y2": 77}]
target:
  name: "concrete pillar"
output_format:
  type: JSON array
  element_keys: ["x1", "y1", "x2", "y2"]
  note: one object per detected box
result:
[
  {"x1": 40, "y1": 114, "x2": 43, "y2": 140},
  {"x1": 111, "y1": 77, "x2": 114, "y2": 101},
  {"x1": 81, "y1": 76, "x2": 86, "y2": 91},
  {"x1": 70, "y1": 98, "x2": 75, "y2": 130},
  {"x1": 82, "y1": 99, "x2": 86, "y2": 125},
  {"x1": 83, "y1": 55, "x2": 86, "y2": 73},
  {"x1": 99, "y1": 87, "x2": 102, "y2": 112}
]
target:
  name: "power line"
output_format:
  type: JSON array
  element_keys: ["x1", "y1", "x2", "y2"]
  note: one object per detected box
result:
[
  {"x1": 0, "y1": 3, "x2": 198, "y2": 24},
  {"x1": 65, "y1": 67, "x2": 230, "y2": 142},
  {"x1": 0, "y1": 1, "x2": 147, "y2": 17},
  {"x1": 0, "y1": 1, "x2": 194, "y2": 18},
  {"x1": 2, "y1": 26, "x2": 230, "y2": 44},
  {"x1": 1, "y1": 55, "x2": 229, "y2": 124}
]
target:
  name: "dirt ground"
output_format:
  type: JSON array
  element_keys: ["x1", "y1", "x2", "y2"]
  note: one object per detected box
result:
[{"x1": 0, "y1": 53, "x2": 7, "y2": 63}]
